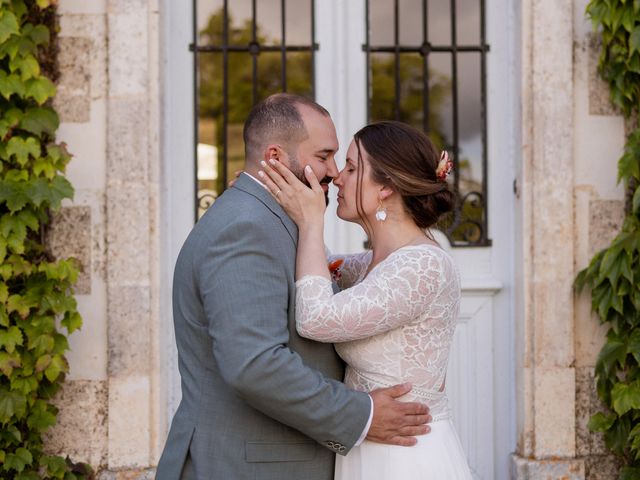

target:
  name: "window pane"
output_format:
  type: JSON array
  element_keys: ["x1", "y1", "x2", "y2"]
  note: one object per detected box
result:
[
  {"x1": 227, "y1": 0, "x2": 254, "y2": 46},
  {"x1": 399, "y1": 53, "x2": 424, "y2": 130},
  {"x1": 194, "y1": 0, "x2": 315, "y2": 218},
  {"x1": 285, "y1": 0, "x2": 312, "y2": 45},
  {"x1": 369, "y1": 0, "x2": 395, "y2": 45},
  {"x1": 197, "y1": 0, "x2": 223, "y2": 35},
  {"x1": 427, "y1": 0, "x2": 451, "y2": 45},
  {"x1": 197, "y1": 52, "x2": 223, "y2": 217},
  {"x1": 286, "y1": 51, "x2": 313, "y2": 97},
  {"x1": 257, "y1": 0, "x2": 282, "y2": 45},
  {"x1": 370, "y1": 52, "x2": 397, "y2": 122},
  {"x1": 456, "y1": 0, "x2": 481, "y2": 45},
  {"x1": 427, "y1": 52, "x2": 453, "y2": 151},
  {"x1": 454, "y1": 52, "x2": 484, "y2": 243},
  {"x1": 256, "y1": 51, "x2": 283, "y2": 101},
  {"x1": 399, "y1": 0, "x2": 423, "y2": 45}
]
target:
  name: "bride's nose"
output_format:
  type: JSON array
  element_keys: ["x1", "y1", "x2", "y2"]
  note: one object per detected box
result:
[{"x1": 333, "y1": 172, "x2": 343, "y2": 186}]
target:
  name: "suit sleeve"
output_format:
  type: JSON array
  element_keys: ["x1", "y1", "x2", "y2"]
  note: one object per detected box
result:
[{"x1": 197, "y1": 215, "x2": 371, "y2": 454}]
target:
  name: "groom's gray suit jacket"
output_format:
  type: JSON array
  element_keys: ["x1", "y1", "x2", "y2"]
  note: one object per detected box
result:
[{"x1": 156, "y1": 174, "x2": 371, "y2": 480}]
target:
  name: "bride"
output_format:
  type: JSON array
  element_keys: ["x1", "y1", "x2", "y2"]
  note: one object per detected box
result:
[{"x1": 259, "y1": 120, "x2": 472, "y2": 479}]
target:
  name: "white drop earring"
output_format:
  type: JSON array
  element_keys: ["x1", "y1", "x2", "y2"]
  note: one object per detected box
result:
[{"x1": 375, "y1": 199, "x2": 387, "y2": 222}]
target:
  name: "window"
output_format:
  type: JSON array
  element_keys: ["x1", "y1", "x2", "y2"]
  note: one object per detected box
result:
[
  {"x1": 192, "y1": 0, "x2": 316, "y2": 218},
  {"x1": 365, "y1": 0, "x2": 490, "y2": 246}
]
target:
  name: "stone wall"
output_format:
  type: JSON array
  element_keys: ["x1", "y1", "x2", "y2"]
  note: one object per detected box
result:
[
  {"x1": 512, "y1": 0, "x2": 626, "y2": 478},
  {"x1": 43, "y1": 0, "x2": 162, "y2": 476}
]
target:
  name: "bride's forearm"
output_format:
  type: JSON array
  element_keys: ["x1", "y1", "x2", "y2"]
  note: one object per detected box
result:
[{"x1": 295, "y1": 221, "x2": 330, "y2": 281}]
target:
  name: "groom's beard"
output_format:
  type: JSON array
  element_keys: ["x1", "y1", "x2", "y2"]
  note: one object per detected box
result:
[{"x1": 289, "y1": 156, "x2": 332, "y2": 206}]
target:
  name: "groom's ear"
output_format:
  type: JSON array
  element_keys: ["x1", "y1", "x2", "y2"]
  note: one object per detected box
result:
[{"x1": 265, "y1": 144, "x2": 284, "y2": 162}]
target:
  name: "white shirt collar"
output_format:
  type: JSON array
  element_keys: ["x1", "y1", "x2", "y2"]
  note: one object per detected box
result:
[{"x1": 243, "y1": 171, "x2": 268, "y2": 190}]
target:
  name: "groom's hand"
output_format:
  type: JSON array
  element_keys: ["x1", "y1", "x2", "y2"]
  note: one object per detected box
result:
[{"x1": 366, "y1": 383, "x2": 431, "y2": 447}]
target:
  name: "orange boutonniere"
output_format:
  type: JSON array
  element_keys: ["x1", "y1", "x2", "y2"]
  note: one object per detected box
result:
[{"x1": 328, "y1": 258, "x2": 344, "y2": 282}]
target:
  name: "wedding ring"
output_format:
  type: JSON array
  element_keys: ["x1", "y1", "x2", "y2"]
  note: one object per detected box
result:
[{"x1": 275, "y1": 190, "x2": 281, "y2": 197}]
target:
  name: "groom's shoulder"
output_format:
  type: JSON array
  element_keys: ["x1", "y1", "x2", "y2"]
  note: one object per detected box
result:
[{"x1": 193, "y1": 186, "x2": 281, "y2": 242}]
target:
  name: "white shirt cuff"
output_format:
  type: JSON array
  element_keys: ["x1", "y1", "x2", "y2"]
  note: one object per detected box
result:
[{"x1": 354, "y1": 395, "x2": 374, "y2": 446}]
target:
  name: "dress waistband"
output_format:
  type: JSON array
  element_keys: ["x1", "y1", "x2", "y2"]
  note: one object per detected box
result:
[{"x1": 351, "y1": 368, "x2": 451, "y2": 421}]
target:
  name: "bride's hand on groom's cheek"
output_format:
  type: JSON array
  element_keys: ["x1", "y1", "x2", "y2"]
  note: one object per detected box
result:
[
  {"x1": 367, "y1": 383, "x2": 432, "y2": 447},
  {"x1": 258, "y1": 159, "x2": 326, "y2": 227}
]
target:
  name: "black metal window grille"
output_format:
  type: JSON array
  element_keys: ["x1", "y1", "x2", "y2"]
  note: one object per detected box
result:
[
  {"x1": 365, "y1": 0, "x2": 491, "y2": 246},
  {"x1": 191, "y1": 0, "x2": 317, "y2": 219}
]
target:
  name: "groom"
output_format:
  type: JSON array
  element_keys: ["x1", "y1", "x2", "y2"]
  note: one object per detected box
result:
[{"x1": 156, "y1": 94, "x2": 430, "y2": 479}]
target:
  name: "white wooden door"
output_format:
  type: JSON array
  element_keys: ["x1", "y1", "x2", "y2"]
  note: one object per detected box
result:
[{"x1": 315, "y1": 1, "x2": 517, "y2": 478}]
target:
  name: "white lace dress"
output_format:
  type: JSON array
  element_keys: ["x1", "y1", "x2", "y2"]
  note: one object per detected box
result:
[{"x1": 296, "y1": 244, "x2": 472, "y2": 479}]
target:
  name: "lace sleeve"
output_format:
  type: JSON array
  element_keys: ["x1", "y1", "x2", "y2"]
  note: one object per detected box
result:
[
  {"x1": 296, "y1": 247, "x2": 452, "y2": 342},
  {"x1": 327, "y1": 251, "x2": 372, "y2": 289}
]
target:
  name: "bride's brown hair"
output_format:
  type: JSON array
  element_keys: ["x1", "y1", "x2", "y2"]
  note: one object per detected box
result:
[{"x1": 353, "y1": 121, "x2": 455, "y2": 234}]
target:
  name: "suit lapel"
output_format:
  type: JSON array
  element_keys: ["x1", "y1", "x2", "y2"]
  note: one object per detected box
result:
[{"x1": 232, "y1": 173, "x2": 298, "y2": 247}]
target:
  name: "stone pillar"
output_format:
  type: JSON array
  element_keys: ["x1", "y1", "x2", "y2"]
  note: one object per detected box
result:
[
  {"x1": 513, "y1": 0, "x2": 585, "y2": 477},
  {"x1": 104, "y1": 0, "x2": 159, "y2": 473}
]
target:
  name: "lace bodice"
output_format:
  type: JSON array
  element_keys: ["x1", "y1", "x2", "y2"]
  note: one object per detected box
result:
[{"x1": 295, "y1": 244, "x2": 461, "y2": 420}]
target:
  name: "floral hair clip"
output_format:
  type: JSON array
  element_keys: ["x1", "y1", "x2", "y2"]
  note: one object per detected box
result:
[{"x1": 436, "y1": 151, "x2": 453, "y2": 182}]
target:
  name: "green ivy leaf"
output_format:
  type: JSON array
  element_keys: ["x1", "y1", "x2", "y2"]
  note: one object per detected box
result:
[
  {"x1": 0, "y1": 388, "x2": 26, "y2": 423},
  {"x1": 7, "y1": 294, "x2": 33, "y2": 318},
  {"x1": 30, "y1": 333, "x2": 54, "y2": 355},
  {"x1": 0, "y1": 10, "x2": 20, "y2": 44},
  {"x1": 27, "y1": 405, "x2": 56, "y2": 431},
  {"x1": 604, "y1": 415, "x2": 631, "y2": 455},
  {"x1": 61, "y1": 311, "x2": 82, "y2": 334},
  {"x1": 52, "y1": 333, "x2": 69, "y2": 355},
  {"x1": 4, "y1": 447, "x2": 33, "y2": 473},
  {"x1": 10, "y1": 375, "x2": 38, "y2": 396},
  {"x1": 28, "y1": 24, "x2": 49, "y2": 46},
  {"x1": 0, "y1": 305, "x2": 9, "y2": 327},
  {"x1": 36, "y1": 0, "x2": 53, "y2": 7},
  {"x1": 34, "y1": 353, "x2": 51, "y2": 373},
  {"x1": 25, "y1": 76, "x2": 55, "y2": 105},
  {"x1": 27, "y1": 176, "x2": 74, "y2": 209},
  {"x1": 629, "y1": 329, "x2": 640, "y2": 364},
  {"x1": 0, "y1": 351, "x2": 21, "y2": 376},
  {"x1": 0, "y1": 326, "x2": 23, "y2": 353},
  {"x1": 44, "y1": 354, "x2": 67, "y2": 382},
  {"x1": 41, "y1": 456, "x2": 67, "y2": 478},
  {"x1": 6, "y1": 136, "x2": 40, "y2": 166},
  {"x1": 0, "y1": 424, "x2": 22, "y2": 444},
  {"x1": 20, "y1": 107, "x2": 58, "y2": 136},
  {"x1": 9, "y1": 54, "x2": 39, "y2": 81},
  {"x1": 0, "y1": 70, "x2": 25, "y2": 100},
  {"x1": 598, "y1": 334, "x2": 627, "y2": 375},
  {"x1": 612, "y1": 381, "x2": 640, "y2": 415},
  {"x1": 588, "y1": 411, "x2": 617, "y2": 431}
]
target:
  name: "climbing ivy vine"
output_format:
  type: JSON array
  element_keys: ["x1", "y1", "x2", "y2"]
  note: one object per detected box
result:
[
  {"x1": 577, "y1": 1, "x2": 640, "y2": 479},
  {"x1": 0, "y1": 0, "x2": 89, "y2": 478}
]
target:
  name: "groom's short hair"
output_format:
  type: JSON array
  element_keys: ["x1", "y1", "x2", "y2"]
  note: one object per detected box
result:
[{"x1": 243, "y1": 93, "x2": 330, "y2": 162}]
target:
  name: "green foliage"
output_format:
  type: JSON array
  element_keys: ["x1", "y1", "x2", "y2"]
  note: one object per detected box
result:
[
  {"x1": 0, "y1": 1, "x2": 89, "y2": 478},
  {"x1": 580, "y1": 1, "x2": 640, "y2": 475}
]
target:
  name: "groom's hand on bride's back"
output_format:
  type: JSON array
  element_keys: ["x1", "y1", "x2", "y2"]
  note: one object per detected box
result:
[{"x1": 367, "y1": 383, "x2": 431, "y2": 447}]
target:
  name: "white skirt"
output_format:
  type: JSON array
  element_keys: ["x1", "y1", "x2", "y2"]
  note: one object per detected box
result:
[{"x1": 335, "y1": 419, "x2": 473, "y2": 480}]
